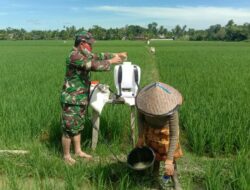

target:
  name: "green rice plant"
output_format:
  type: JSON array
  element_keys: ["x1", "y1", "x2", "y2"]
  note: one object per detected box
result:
[
  {"x1": 155, "y1": 41, "x2": 250, "y2": 155},
  {"x1": 95, "y1": 171, "x2": 107, "y2": 190},
  {"x1": 0, "y1": 40, "x2": 154, "y2": 148},
  {"x1": 202, "y1": 151, "x2": 249, "y2": 190},
  {"x1": 5, "y1": 166, "x2": 21, "y2": 190},
  {"x1": 230, "y1": 151, "x2": 250, "y2": 190},
  {"x1": 64, "y1": 167, "x2": 78, "y2": 190},
  {"x1": 0, "y1": 40, "x2": 249, "y2": 189},
  {"x1": 204, "y1": 160, "x2": 229, "y2": 190},
  {"x1": 116, "y1": 174, "x2": 131, "y2": 190}
]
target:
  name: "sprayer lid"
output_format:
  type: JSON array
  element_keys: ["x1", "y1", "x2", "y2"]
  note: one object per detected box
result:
[
  {"x1": 122, "y1": 61, "x2": 132, "y2": 65},
  {"x1": 136, "y1": 82, "x2": 183, "y2": 116}
]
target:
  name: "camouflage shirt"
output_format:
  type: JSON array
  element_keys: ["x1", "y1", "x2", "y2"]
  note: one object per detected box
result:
[{"x1": 61, "y1": 47, "x2": 115, "y2": 105}]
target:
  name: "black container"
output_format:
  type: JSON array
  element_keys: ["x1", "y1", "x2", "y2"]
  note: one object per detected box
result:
[{"x1": 127, "y1": 146, "x2": 155, "y2": 171}]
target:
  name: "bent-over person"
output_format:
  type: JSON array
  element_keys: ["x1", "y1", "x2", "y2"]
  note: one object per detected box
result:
[{"x1": 136, "y1": 82, "x2": 183, "y2": 189}]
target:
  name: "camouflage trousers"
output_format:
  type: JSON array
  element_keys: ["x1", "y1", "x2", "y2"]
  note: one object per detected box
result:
[{"x1": 61, "y1": 103, "x2": 86, "y2": 137}]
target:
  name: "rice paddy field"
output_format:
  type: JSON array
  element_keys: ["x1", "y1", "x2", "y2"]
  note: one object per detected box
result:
[{"x1": 0, "y1": 40, "x2": 249, "y2": 190}]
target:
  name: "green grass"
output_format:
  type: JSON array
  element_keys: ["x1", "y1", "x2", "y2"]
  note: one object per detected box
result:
[
  {"x1": 154, "y1": 41, "x2": 250, "y2": 189},
  {"x1": 154, "y1": 41, "x2": 250, "y2": 155},
  {"x1": 0, "y1": 40, "x2": 249, "y2": 189}
]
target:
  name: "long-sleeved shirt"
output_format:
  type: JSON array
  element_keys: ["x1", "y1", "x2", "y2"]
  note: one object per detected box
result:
[{"x1": 61, "y1": 47, "x2": 115, "y2": 105}]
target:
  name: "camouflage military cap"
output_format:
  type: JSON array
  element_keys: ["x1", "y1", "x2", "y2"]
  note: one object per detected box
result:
[{"x1": 75, "y1": 31, "x2": 95, "y2": 44}]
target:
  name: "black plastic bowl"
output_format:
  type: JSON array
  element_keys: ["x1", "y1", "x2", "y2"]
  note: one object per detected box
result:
[{"x1": 127, "y1": 146, "x2": 155, "y2": 171}]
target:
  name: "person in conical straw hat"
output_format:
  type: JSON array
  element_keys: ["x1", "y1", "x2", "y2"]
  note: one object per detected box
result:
[{"x1": 136, "y1": 82, "x2": 183, "y2": 189}]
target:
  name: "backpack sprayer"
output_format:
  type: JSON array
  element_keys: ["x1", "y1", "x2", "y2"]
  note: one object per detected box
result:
[
  {"x1": 89, "y1": 61, "x2": 141, "y2": 114},
  {"x1": 114, "y1": 62, "x2": 141, "y2": 104}
]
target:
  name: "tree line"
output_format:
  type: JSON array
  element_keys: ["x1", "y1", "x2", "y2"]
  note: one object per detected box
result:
[{"x1": 0, "y1": 20, "x2": 249, "y2": 41}]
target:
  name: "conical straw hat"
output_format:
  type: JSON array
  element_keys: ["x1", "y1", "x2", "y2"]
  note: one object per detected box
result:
[{"x1": 136, "y1": 82, "x2": 183, "y2": 116}]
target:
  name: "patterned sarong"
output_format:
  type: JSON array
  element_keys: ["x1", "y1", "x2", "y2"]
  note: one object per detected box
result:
[{"x1": 145, "y1": 126, "x2": 183, "y2": 161}]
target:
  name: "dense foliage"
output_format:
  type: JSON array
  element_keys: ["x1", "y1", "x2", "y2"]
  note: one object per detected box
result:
[{"x1": 0, "y1": 20, "x2": 250, "y2": 41}]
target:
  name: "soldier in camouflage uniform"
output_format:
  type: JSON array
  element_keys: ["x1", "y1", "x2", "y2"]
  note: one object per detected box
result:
[{"x1": 61, "y1": 31, "x2": 127, "y2": 164}]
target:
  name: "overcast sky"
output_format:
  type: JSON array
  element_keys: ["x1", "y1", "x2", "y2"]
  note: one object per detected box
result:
[{"x1": 1, "y1": 0, "x2": 250, "y2": 30}]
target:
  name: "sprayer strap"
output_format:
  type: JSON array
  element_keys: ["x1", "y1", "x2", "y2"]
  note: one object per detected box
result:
[
  {"x1": 133, "y1": 65, "x2": 139, "y2": 85},
  {"x1": 118, "y1": 65, "x2": 122, "y2": 96}
]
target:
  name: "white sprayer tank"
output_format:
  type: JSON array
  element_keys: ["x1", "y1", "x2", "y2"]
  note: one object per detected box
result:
[{"x1": 114, "y1": 62, "x2": 141, "y2": 105}]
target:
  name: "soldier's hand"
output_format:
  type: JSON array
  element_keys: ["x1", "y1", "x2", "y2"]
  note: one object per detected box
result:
[
  {"x1": 109, "y1": 55, "x2": 122, "y2": 64},
  {"x1": 117, "y1": 52, "x2": 128, "y2": 60}
]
